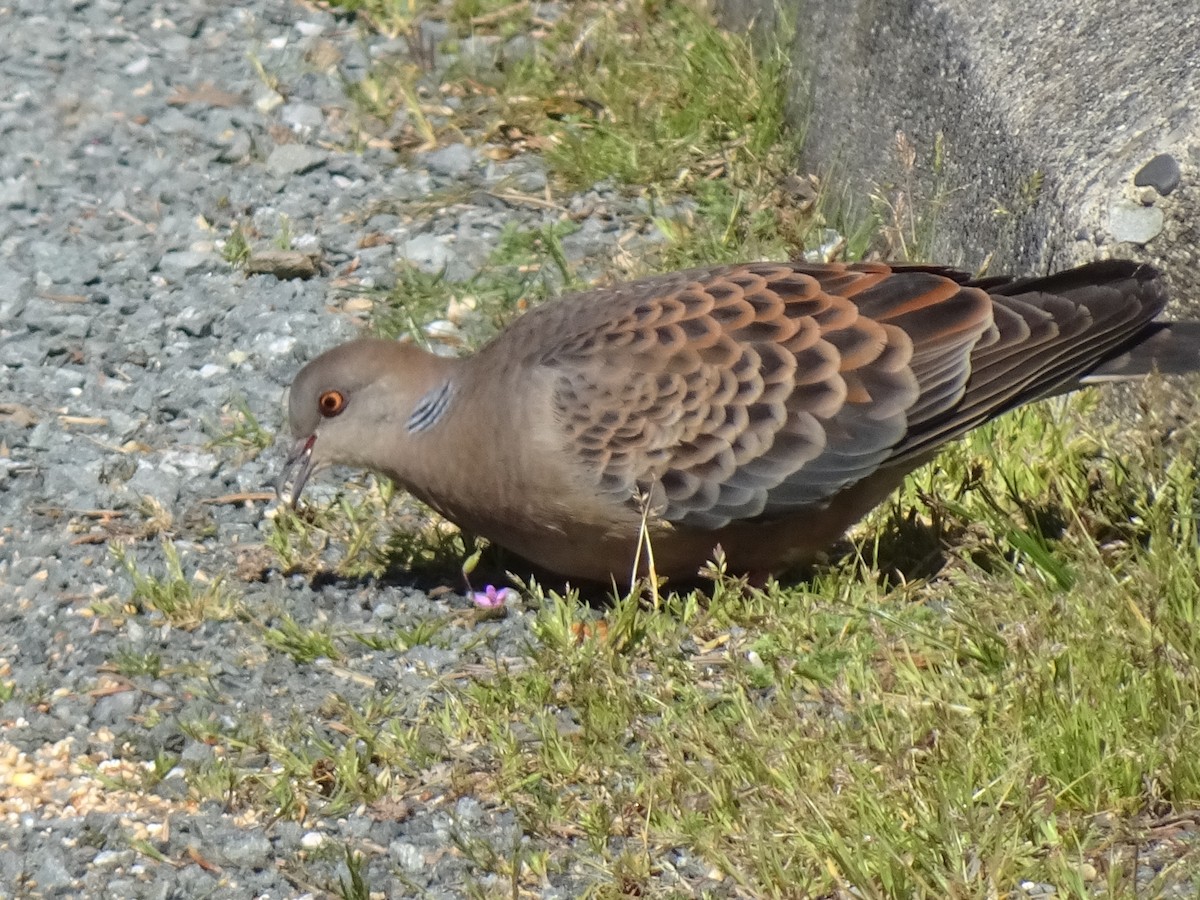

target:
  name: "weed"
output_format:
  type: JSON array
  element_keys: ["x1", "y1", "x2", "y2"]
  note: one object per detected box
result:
[
  {"x1": 336, "y1": 846, "x2": 371, "y2": 900},
  {"x1": 111, "y1": 540, "x2": 237, "y2": 628},
  {"x1": 206, "y1": 395, "x2": 274, "y2": 457},
  {"x1": 263, "y1": 614, "x2": 340, "y2": 664},
  {"x1": 870, "y1": 129, "x2": 953, "y2": 261},
  {"x1": 110, "y1": 647, "x2": 163, "y2": 679},
  {"x1": 221, "y1": 223, "x2": 251, "y2": 268},
  {"x1": 351, "y1": 617, "x2": 446, "y2": 652}
]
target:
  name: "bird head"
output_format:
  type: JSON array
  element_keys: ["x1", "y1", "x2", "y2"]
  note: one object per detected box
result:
[{"x1": 278, "y1": 338, "x2": 457, "y2": 505}]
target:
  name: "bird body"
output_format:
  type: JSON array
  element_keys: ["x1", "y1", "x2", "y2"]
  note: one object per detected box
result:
[{"x1": 282, "y1": 259, "x2": 1200, "y2": 583}]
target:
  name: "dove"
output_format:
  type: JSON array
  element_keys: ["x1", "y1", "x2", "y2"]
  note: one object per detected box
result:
[{"x1": 280, "y1": 259, "x2": 1200, "y2": 583}]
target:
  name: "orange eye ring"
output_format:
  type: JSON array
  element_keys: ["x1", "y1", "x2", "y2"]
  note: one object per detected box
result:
[{"x1": 318, "y1": 390, "x2": 347, "y2": 417}]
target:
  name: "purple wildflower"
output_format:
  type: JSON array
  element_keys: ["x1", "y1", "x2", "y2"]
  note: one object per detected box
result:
[{"x1": 472, "y1": 585, "x2": 512, "y2": 609}]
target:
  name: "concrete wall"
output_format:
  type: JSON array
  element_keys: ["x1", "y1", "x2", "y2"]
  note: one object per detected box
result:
[{"x1": 716, "y1": 0, "x2": 1200, "y2": 311}]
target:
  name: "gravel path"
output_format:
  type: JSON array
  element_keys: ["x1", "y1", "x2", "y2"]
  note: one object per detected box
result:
[{"x1": 1, "y1": 1, "x2": 662, "y2": 895}]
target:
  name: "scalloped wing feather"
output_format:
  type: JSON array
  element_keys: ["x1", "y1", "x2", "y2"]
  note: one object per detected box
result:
[{"x1": 520, "y1": 259, "x2": 1167, "y2": 530}]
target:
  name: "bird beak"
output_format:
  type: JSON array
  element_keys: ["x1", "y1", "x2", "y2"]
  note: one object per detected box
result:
[{"x1": 277, "y1": 434, "x2": 318, "y2": 507}]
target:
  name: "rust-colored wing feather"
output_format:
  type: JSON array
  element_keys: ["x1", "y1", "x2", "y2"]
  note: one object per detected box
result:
[
  {"x1": 508, "y1": 259, "x2": 1164, "y2": 529},
  {"x1": 886, "y1": 259, "x2": 1166, "y2": 463}
]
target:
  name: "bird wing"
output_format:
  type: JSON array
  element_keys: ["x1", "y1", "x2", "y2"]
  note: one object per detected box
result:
[{"x1": 530, "y1": 259, "x2": 1163, "y2": 529}]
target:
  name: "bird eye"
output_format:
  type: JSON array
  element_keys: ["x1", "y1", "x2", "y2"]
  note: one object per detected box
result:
[{"x1": 318, "y1": 390, "x2": 347, "y2": 417}]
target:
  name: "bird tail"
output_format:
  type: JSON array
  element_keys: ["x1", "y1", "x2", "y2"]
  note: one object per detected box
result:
[
  {"x1": 981, "y1": 259, "x2": 1199, "y2": 384},
  {"x1": 1083, "y1": 321, "x2": 1200, "y2": 382}
]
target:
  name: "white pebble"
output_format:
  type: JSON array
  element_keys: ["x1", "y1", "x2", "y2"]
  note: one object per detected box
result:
[{"x1": 300, "y1": 831, "x2": 325, "y2": 850}]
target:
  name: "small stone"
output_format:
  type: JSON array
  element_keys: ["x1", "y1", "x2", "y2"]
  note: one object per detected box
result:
[
  {"x1": 245, "y1": 249, "x2": 320, "y2": 280},
  {"x1": 401, "y1": 233, "x2": 451, "y2": 272},
  {"x1": 300, "y1": 831, "x2": 326, "y2": 850},
  {"x1": 267, "y1": 337, "x2": 297, "y2": 356},
  {"x1": 419, "y1": 19, "x2": 452, "y2": 48},
  {"x1": 425, "y1": 320, "x2": 461, "y2": 342},
  {"x1": 34, "y1": 852, "x2": 73, "y2": 890},
  {"x1": 159, "y1": 34, "x2": 192, "y2": 57},
  {"x1": 157, "y1": 250, "x2": 214, "y2": 280},
  {"x1": 0, "y1": 176, "x2": 37, "y2": 209},
  {"x1": 93, "y1": 850, "x2": 135, "y2": 868},
  {"x1": 181, "y1": 741, "x2": 215, "y2": 766},
  {"x1": 27, "y1": 420, "x2": 57, "y2": 450},
  {"x1": 1132, "y1": 185, "x2": 1159, "y2": 206},
  {"x1": 215, "y1": 130, "x2": 253, "y2": 163},
  {"x1": 502, "y1": 35, "x2": 537, "y2": 65},
  {"x1": 454, "y1": 796, "x2": 482, "y2": 822},
  {"x1": 10, "y1": 771, "x2": 40, "y2": 789},
  {"x1": 1133, "y1": 153, "x2": 1181, "y2": 195},
  {"x1": 154, "y1": 108, "x2": 197, "y2": 135},
  {"x1": 389, "y1": 841, "x2": 424, "y2": 872},
  {"x1": 1108, "y1": 199, "x2": 1164, "y2": 245},
  {"x1": 280, "y1": 103, "x2": 325, "y2": 132},
  {"x1": 125, "y1": 461, "x2": 182, "y2": 506},
  {"x1": 92, "y1": 689, "x2": 139, "y2": 726},
  {"x1": 220, "y1": 831, "x2": 271, "y2": 867},
  {"x1": 266, "y1": 144, "x2": 329, "y2": 178},
  {"x1": 255, "y1": 89, "x2": 285, "y2": 114},
  {"x1": 156, "y1": 771, "x2": 189, "y2": 800},
  {"x1": 174, "y1": 306, "x2": 217, "y2": 338},
  {"x1": 457, "y1": 35, "x2": 502, "y2": 70},
  {"x1": 420, "y1": 143, "x2": 475, "y2": 178}
]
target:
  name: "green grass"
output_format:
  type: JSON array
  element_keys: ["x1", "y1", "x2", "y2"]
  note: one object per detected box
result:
[
  {"x1": 501, "y1": 3, "x2": 789, "y2": 188},
  {"x1": 369, "y1": 219, "x2": 580, "y2": 346},
  {"x1": 247, "y1": 394, "x2": 1200, "y2": 895},
  {"x1": 111, "y1": 540, "x2": 238, "y2": 628},
  {"x1": 262, "y1": 613, "x2": 341, "y2": 664},
  {"x1": 266, "y1": 472, "x2": 474, "y2": 582},
  {"x1": 305, "y1": 0, "x2": 832, "y2": 361},
  {"x1": 206, "y1": 395, "x2": 275, "y2": 457},
  {"x1": 194, "y1": 405, "x2": 1200, "y2": 891},
  {"x1": 337, "y1": 846, "x2": 373, "y2": 900},
  {"x1": 110, "y1": 646, "x2": 164, "y2": 679},
  {"x1": 220, "y1": 222, "x2": 252, "y2": 267}
]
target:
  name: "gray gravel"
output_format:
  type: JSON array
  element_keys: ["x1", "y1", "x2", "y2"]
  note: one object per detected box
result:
[{"x1": 0, "y1": 1, "x2": 664, "y2": 896}]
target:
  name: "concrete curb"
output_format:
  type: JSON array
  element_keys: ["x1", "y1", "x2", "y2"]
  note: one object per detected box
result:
[{"x1": 716, "y1": 0, "x2": 1200, "y2": 314}]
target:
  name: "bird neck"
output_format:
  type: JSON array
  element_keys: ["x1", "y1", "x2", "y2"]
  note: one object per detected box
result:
[
  {"x1": 406, "y1": 377, "x2": 457, "y2": 433},
  {"x1": 351, "y1": 347, "x2": 463, "y2": 480},
  {"x1": 389, "y1": 350, "x2": 554, "y2": 528}
]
